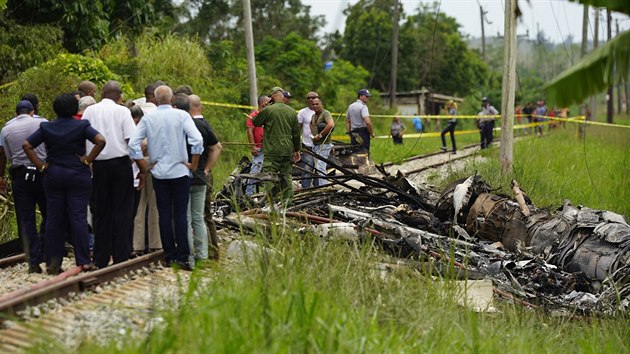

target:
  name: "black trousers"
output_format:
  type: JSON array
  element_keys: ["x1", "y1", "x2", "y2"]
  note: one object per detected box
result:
[
  {"x1": 92, "y1": 156, "x2": 134, "y2": 268},
  {"x1": 9, "y1": 165, "x2": 46, "y2": 267},
  {"x1": 480, "y1": 121, "x2": 494, "y2": 149},
  {"x1": 441, "y1": 121, "x2": 457, "y2": 151},
  {"x1": 351, "y1": 127, "x2": 371, "y2": 154}
]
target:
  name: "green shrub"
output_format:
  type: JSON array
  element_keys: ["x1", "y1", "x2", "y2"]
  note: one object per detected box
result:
[
  {"x1": 134, "y1": 33, "x2": 212, "y2": 94},
  {"x1": 0, "y1": 53, "x2": 132, "y2": 122}
]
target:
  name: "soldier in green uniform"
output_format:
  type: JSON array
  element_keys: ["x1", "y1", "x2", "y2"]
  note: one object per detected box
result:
[{"x1": 252, "y1": 87, "x2": 301, "y2": 204}]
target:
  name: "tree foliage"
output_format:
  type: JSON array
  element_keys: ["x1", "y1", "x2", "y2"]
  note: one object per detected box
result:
[
  {"x1": 256, "y1": 32, "x2": 323, "y2": 98},
  {"x1": 0, "y1": 17, "x2": 64, "y2": 83},
  {"x1": 134, "y1": 33, "x2": 212, "y2": 93},
  {"x1": 5, "y1": 0, "x2": 178, "y2": 52},
  {"x1": 340, "y1": 0, "x2": 393, "y2": 91},
  {"x1": 0, "y1": 54, "x2": 123, "y2": 121},
  {"x1": 341, "y1": 1, "x2": 487, "y2": 96}
]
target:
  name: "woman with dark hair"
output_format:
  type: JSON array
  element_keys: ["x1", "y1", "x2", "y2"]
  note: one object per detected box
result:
[{"x1": 23, "y1": 93, "x2": 106, "y2": 274}]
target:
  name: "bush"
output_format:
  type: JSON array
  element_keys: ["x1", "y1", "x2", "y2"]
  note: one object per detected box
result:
[
  {"x1": 134, "y1": 33, "x2": 212, "y2": 94},
  {"x1": 0, "y1": 53, "x2": 130, "y2": 122}
]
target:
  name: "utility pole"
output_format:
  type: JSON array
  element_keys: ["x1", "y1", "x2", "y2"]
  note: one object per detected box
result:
[
  {"x1": 500, "y1": 0, "x2": 516, "y2": 175},
  {"x1": 579, "y1": 4, "x2": 589, "y2": 138},
  {"x1": 616, "y1": 19, "x2": 622, "y2": 114},
  {"x1": 606, "y1": 9, "x2": 613, "y2": 123},
  {"x1": 478, "y1": 2, "x2": 491, "y2": 62},
  {"x1": 243, "y1": 0, "x2": 257, "y2": 107},
  {"x1": 389, "y1": 0, "x2": 399, "y2": 108},
  {"x1": 589, "y1": 8, "x2": 599, "y2": 121},
  {"x1": 580, "y1": 5, "x2": 588, "y2": 58}
]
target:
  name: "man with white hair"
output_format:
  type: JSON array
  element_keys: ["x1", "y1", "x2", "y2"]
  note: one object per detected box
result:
[
  {"x1": 129, "y1": 85, "x2": 204, "y2": 270},
  {"x1": 75, "y1": 96, "x2": 96, "y2": 119}
]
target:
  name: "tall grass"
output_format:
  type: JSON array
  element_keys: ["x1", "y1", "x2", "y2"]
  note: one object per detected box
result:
[
  {"x1": 432, "y1": 124, "x2": 630, "y2": 218},
  {"x1": 69, "y1": 232, "x2": 629, "y2": 353}
]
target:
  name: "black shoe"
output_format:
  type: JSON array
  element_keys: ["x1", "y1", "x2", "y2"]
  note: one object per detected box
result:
[
  {"x1": 441, "y1": 147, "x2": 447, "y2": 152},
  {"x1": 81, "y1": 263, "x2": 97, "y2": 272},
  {"x1": 28, "y1": 264, "x2": 43, "y2": 274},
  {"x1": 47, "y1": 265, "x2": 63, "y2": 275},
  {"x1": 169, "y1": 260, "x2": 193, "y2": 271}
]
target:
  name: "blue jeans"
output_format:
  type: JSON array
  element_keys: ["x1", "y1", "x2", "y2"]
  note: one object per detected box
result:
[
  {"x1": 312, "y1": 143, "x2": 333, "y2": 187},
  {"x1": 300, "y1": 146, "x2": 315, "y2": 189},
  {"x1": 245, "y1": 151, "x2": 264, "y2": 196},
  {"x1": 188, "y1": 185, "x2": 208, "y2": 260},
  {"x1": 153, "y1": 176, "x2": 191, "y2": 265}
]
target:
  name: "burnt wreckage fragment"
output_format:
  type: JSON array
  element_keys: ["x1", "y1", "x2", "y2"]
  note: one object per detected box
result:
[
  {"x1": 435, "y1": 176, "x2": 630, "y2": 312},
  {"x1": 217, "y1": 151, "x2": 629, "y2": 313}
]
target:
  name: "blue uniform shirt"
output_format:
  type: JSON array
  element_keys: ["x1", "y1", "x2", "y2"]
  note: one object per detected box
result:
[{"x1": 27, "y1": 117, "x2": 100, "y2": 171}]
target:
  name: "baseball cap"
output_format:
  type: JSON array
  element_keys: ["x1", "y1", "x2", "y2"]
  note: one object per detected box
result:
[
  {"x1": 482, "y1": 96, "x2": 489, "y2": 102},
  {"x1": 16, "y1": 100, "x2": 34, "y2": 112},
  {"x1": 268, "y1": 86, "x2": 284, "y2": 96},
  {"x1": 283, "y1": 91, "x2": 294, "y2": 99},
  {"x1": 358, "y1": 89, "x2": 371, "y2": 97}
]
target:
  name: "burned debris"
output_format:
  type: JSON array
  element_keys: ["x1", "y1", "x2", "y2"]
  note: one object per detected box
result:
[{"x1": 215, "y1": 152, "x2": 629, "y2": 315}]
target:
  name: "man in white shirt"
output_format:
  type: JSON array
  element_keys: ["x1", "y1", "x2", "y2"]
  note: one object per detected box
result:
[
  {"x1": 82, "y1": 80, "x2": 136, "y2": 268},
  {"x1": 297, "y1": 91, "x2": 318, "y2": 188}
]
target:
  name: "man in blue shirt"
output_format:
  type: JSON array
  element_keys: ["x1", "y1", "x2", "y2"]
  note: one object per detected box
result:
[{"x1": 129, "y1": 85, "x2": 204, "y2": 270}]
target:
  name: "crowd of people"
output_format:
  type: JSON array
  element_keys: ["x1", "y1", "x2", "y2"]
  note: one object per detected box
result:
[
  {"x1": 0, "y1": 80, "x2": 222, "y2": 274},
  {"x1": 245, "y1": 87, "x2": 372, "y2": 204},
  {"x1": 1, "y1": 81, "x2": 566, "y2": 274}
]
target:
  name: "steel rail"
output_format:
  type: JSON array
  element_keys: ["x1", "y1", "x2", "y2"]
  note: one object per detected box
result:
[{"x1": 0, "y1": 250, "x2": 164, "y2": 319}]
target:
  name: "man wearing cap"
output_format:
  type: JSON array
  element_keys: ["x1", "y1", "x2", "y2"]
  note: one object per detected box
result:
[
  {"x1": 297, "y1": 91, "x2": 318, "y2": 189},
  {"x1": 252, "y1": 86, "x2": 301, "y2": 204},
  {"x1": 346, "y1": 89, "x2": 374, "y2": 154},
  {"x1": 477, "y1": 96, "x2": 499, "y2": 149},
  {"x1": 0, "y1": 100, "x2": 48, "y2": 273}
]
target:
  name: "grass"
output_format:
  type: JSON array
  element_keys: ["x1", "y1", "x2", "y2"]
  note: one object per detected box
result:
[
  {"x1": 429, "y1": 123, "x2": 630, "y2": 218},
  {"x1": 61, "y1": 232, "x2": 629, "y2": 353}
]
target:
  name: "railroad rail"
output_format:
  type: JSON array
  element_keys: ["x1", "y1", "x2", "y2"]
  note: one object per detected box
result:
[
  {"x1": 381, "y1": 143, "x2": 480, "y2": 168},
  {"x1": 0, "y1": 250, "x2": 164, "y2": 319}
]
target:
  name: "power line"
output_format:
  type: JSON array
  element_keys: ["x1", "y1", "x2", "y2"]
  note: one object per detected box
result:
[{"x1": 549, "y1": 0, "x2": 574, "y2": 65}]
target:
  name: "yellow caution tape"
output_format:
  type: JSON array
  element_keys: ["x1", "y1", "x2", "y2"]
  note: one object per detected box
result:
[
  {"x1": 201, "y1": 101, "x2": 255, "y2": 110},
  {"x1": 198, "y1": 100, "x2": 629, "y2": 130}
]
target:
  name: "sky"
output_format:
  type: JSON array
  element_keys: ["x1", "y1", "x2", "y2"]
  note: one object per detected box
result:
[{"x1": 302, "y1": 0, "x2": 630, "y2": 44}]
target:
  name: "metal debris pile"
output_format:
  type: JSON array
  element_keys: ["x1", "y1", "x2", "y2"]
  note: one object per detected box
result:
[{"x1": 214, "y1": 153, "x2": 630, "y2": 315}]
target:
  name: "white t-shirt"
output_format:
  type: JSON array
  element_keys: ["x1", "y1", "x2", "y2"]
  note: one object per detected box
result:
[
  {"x1": 82, "y1": 98, "x2": 136, "y2": 160},
  {"x1": 297, "y1": 107, "x2": 315, "y2": 147}
]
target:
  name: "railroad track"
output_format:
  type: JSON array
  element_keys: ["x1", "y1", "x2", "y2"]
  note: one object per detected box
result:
[
  {"x1": 0, "y1": 251, "x2": 164, "y2": 319},
  {"x1": 0, "y1": 261, "x2": 187, "y2": 353},
  {"x1": 381, "y1": 143, "x2": 480, "y2": 168}
]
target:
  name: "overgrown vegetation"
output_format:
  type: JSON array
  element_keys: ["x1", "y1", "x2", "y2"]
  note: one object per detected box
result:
[
  {"x1": 428, "y1": 123, "x2": 630, "y2": 219},
  {"x1": 51, "y1": 224, "x2": 630, "y2": 353}
]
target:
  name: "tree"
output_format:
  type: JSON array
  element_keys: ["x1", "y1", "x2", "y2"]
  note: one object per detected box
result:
[
  {"x1": 0, "y1": 17, "x2": 64, "y2": 83},
  {"x1": 176, "y1": 0, "x2": 232, "y2": 43},
  {"x1": 4, "y1": 0, "x2": 178, "y2": 53},
  {"x1": 341, "y1": 1, "x2": 487, "y2": 96},
  {"x1": 255, "y1": 32, "x2": 323, "y2": 98},
  {"x1": 544, "y1": 0, "x2": 629, "y2": 106},
  {"x1": 178, "y1": 0, "x2": 325, "y2": 47},
  {"x1": 340, "y1": 0, "x2": 393, "y2": 91}
]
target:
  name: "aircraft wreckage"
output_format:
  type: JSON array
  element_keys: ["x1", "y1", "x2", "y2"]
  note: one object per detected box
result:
[{"x1": 214, "y1": 150, "x2": 630, "y2": 315}]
